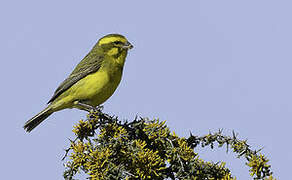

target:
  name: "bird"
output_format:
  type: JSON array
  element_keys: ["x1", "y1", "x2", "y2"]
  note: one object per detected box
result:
[{"x1": 24, "y1": 34, "x2": 133, "y2": 132}]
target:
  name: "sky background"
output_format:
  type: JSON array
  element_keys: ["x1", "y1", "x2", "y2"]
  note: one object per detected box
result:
[{"x1": 0, "y1": 0, "x2": 290, "y2": 179}]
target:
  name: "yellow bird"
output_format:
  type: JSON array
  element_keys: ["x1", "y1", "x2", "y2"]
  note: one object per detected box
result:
[{"x1": 24, "y1": 34, "x2": 133, "y2": 132}]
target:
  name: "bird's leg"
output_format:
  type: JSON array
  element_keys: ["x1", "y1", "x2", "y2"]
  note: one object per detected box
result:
[
  {"x1": 74, "y1": 101, "x2": 104, "y2": 113},
  {"x1": 73, "y1": 101, "x2": 95, "y2": 112}
]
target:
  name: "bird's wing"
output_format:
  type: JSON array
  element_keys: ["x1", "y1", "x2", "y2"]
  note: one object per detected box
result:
[{"x1": 48, "y1": 53, "x2": 104, "y2": 103}]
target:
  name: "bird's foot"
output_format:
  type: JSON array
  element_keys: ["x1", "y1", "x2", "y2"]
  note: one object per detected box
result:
[
  {"x1": 74, "y1": 101, "x2": 95, "y2": 112},
  {"x1": 88, "y1": 105, "x2": 104, "y2": 114},
  {"x1": 95, "y1": 105, "x2": 104, "y2": 111}
]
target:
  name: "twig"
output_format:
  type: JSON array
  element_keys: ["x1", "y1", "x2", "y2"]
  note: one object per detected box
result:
[
  {"x1": 167, "y1": 138, "x2": 185, "y2": 172},
  {"x1": 62, "y1": 137, "x2": 77, "y2": 161}
]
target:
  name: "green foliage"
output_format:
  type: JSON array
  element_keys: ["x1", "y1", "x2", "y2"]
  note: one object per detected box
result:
[{"x1": 63, "y1": 110, "x2": 276, "y2": 180}]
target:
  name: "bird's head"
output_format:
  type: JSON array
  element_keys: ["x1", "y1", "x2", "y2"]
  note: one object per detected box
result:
[{"x1": 97, "y1": 34, "x2": 133, "y2": 57}]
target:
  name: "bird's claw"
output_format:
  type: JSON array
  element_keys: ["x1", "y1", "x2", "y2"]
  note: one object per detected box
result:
[{"x1": 96, "y1": 105, "x2": 104, "y2": 111}]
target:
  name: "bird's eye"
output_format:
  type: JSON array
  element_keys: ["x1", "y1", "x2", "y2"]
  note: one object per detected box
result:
[{"x1": 114, "y1": 41, "x2": 122, "y2": 45}]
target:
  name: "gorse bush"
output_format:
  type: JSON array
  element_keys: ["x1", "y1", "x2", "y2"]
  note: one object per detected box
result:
[{"x1": 63, "y1": 110, "x2": 275, "y2": 180}]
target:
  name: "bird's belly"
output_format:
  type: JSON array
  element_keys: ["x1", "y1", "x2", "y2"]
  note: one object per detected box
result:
[{"x1": 69, "y1": 69, "x2": 122, "y2": 107}]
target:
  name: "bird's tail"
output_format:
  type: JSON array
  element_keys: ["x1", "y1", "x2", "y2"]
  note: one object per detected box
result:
[{"x1": 24, "y1": 107, "x2": 53, "y2": 132}]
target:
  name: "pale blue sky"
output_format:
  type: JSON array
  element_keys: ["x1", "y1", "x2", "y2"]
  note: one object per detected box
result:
[{"x1": 0, "y1": 0, "x2": 290, "y2": 179}]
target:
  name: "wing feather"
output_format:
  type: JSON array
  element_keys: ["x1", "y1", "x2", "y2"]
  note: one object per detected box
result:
[{"x1": 48, "y1": 52, "x2": 104, "y2": 103}]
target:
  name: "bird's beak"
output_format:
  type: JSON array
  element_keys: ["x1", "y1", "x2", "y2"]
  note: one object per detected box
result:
[{"x1": 122, "y1": 41, "x2": 133, "y2": 50}]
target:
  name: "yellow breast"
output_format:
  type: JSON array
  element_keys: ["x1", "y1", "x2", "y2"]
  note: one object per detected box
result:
[{"x1": 71, "y1": 67, "x2": 122, "y2": 106}]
